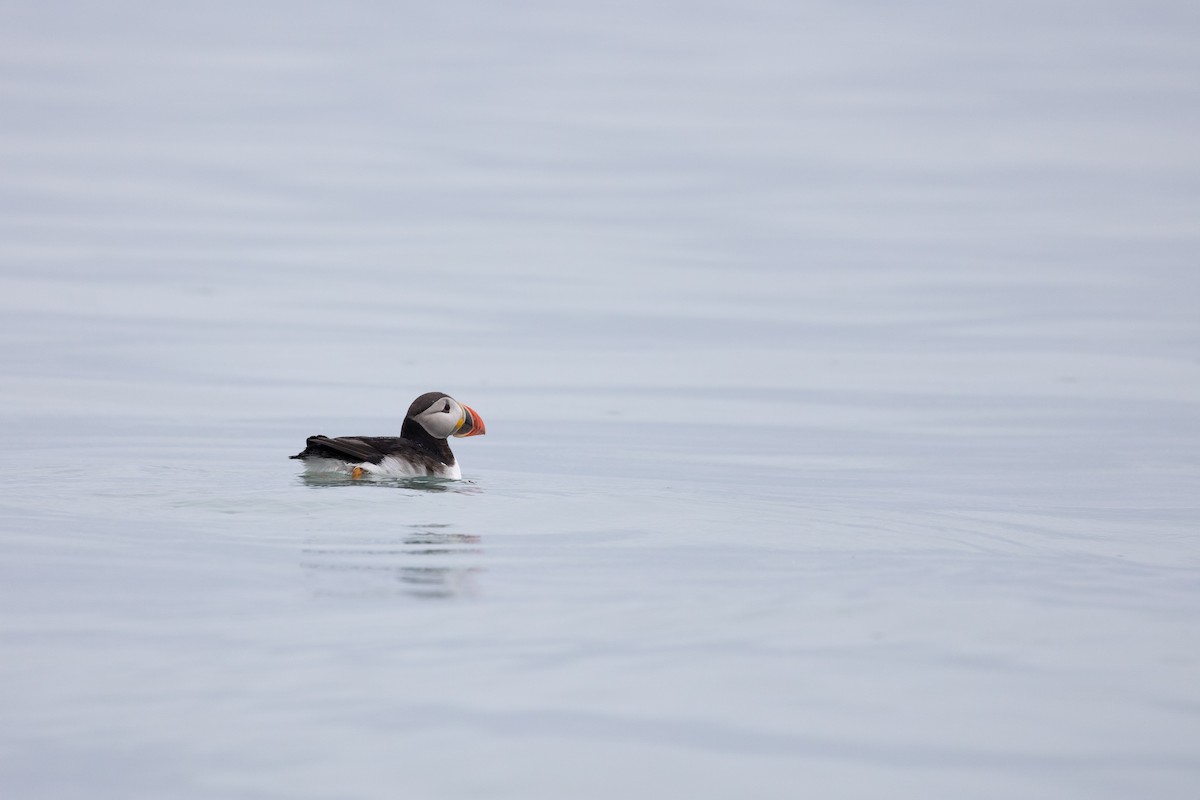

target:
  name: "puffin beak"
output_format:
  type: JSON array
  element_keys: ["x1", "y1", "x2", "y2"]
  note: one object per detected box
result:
[{"x1": 453, "y1": 404, "x2": 486, "y2": 437}]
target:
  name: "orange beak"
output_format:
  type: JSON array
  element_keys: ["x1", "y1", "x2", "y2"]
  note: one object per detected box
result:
[{"x1": 453, "y1": 404, "x2": 486, "y2": 437}]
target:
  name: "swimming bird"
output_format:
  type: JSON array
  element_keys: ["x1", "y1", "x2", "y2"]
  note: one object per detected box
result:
[{"x1": 290, "y1": 392, "x2": 486, "y2": 479}]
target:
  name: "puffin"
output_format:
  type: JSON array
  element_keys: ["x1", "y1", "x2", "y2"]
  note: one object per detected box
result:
[{"x1": 291, "y1": 391, "x2": 486, "y2": 480}]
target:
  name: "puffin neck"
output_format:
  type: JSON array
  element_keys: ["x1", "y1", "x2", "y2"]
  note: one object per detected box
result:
[{"x1": 401, "y1": 417, "x2": 456, "y2": 465}]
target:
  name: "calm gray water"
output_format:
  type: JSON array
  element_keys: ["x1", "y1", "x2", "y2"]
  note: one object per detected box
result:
[{"x1": 2, "y1": 2, "x2": 1199, "y2": 798}]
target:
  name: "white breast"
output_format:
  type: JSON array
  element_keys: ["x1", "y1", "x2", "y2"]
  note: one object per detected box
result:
[
  {"x1": 302, "y1": 456, "x2": 460, "y2": 480},
  {"x1": 372, "y1": 456, "x2": 461, "y2": 480}
]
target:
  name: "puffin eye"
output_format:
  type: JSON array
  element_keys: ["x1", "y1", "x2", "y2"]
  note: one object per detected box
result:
[{"x1": 442, "y1": 401, "x2": 451, "y2": 413}]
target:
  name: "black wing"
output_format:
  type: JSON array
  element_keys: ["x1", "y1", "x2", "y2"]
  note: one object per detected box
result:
[
  {"x1": 290, "y1": 435, "x2": 441, "y2": 468},
  {"x1": 291, "y1": 435, "x2": 389, "y2": 463}
]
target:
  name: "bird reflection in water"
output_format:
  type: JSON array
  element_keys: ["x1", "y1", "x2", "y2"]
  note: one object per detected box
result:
[
  {"x1": 299, "y1": 473, "x2": 483, "y2": 495},
  {"x1": 301, "y1": 524, "x2": 483, "y2": 600}
]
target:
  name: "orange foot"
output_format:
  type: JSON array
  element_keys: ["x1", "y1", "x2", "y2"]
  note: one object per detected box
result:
[{"x1": 351, "y1": 466, "x2": 364, "y2": 480}]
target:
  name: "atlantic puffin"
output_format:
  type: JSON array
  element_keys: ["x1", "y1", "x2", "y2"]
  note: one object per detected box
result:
[{"x1": 291, "y1": 392, "x2": 486, "y2": 480}]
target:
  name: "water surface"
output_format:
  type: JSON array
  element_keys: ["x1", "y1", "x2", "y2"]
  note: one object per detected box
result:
[{"x1": 2, "y1": 2, "x2": 1199, "y2": 798}]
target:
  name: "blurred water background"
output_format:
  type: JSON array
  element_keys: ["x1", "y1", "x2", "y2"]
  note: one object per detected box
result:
[{"x1": 1, "y1": 1, "x2": 1199, "y2": 798}]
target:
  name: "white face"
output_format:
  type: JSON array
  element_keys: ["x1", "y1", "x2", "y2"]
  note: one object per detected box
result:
[{"x1": 411, "y1": 395, "x2": 465, "y2": 439}]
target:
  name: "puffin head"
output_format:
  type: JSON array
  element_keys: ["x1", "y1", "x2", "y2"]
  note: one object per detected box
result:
[{"x1": 406, "y1": 392, "x2": 487, "y2": 440}]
